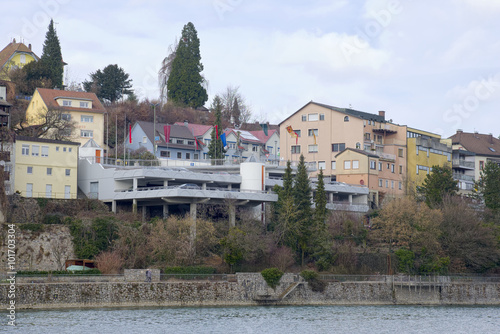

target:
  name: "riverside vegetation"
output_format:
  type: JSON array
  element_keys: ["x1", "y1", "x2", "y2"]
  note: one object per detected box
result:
[{"x1": 3, "y1": 160, "x2": 500, "y2": 277}]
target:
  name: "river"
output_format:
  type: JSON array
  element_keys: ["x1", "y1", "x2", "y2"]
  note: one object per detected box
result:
[{"x1": 2, "y1": 305, "x2": 499, "y2": 333}]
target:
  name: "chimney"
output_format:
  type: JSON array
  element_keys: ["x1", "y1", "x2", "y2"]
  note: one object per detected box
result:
[
  {"x1": 489, "y1": 133, "x2": 493, "y2": 144},
  {"x1": 378, "y1": 110, "x2": 385, "y2": 118},
  {"x1": 456, "y1": 129, "x2": 463, "y2": 134},
  {"x1": 28, "y1": 43, "x2": 31, "y2": 50},
  {"x1": 184, "y1": 120, "x2": 188, "y2": 127},
  {"x1": 13, "y1": 38, "x2": 16, "y2": 43}
]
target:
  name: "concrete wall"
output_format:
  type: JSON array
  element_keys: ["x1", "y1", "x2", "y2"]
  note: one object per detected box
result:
[{"x1": 1, "y1": 273, "x2": 499, "y2": 309}]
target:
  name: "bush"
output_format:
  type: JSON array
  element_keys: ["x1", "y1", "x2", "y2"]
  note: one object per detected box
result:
[
  {"x1": 300, "y1": 269, "x2": 318, "y2": 281},
  {"x1": 43, "y1": 213, "x2": 65, "y2": 224},
  {"x1": 18, "y1": 223, "x2": 44, "y2": 232},
  {"x1": 96, "y1": 250, "x2": 124, "y2": 274},
  {"x1": 300, "y1": 269, "x2": 326, "y2": 292},
  {"x1": 261, "y1": 267, "x2": 283, "y2": 289},
  {"x1": 395, "y1": 248, "x2": 415, "y2": 274},
  {"x1": 163, "y1": 266, "x2": 216, "y2": 279}
]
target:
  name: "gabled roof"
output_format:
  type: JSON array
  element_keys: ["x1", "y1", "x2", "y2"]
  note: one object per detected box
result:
[
  {"x1": 335, "y1": 148, "x2": 379, "y2": 159},
  {"x1": 135, "y1": 121, "x2": 196, "y2": 149},
  {"x1": 449, "y1": 131, "x2": 500, "y2": 157},
  {"x1": 224, "y1": 128, "x2": 262, "y2": 144},
  {"x1": 279, "y1": 101, "x2": 385, "y2": 125},
  {"x1": 174, "y1": 122, "x2": 212, "y2": 137},
  {"x1": 82, "y1": 138, "x2": 101, "y2": 148},
  {"x1": 249, "y1": 129, "x2": 278, "y2": 143},
  {"x1": 0, "y1": 41, "x2": 39, "y2": 69},
  {"x1": 36, "y1": 88, "x2": 106, "y2": 113}
]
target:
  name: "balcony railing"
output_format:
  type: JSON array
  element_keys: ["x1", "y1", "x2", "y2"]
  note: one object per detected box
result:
[
  {"x1": 453, "y1": 173, "x2": 475, "y2": 182},
  {"x1": 452, "y1": 159, "x2": 475, "y2": 169}
]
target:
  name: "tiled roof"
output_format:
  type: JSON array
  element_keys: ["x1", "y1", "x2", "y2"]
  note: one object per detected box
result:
[
  {"x1": 249, "y1": 129, "x2": 278, "y2": 142},
  {"x1": 0, "y1": 42, "x2": 39, "y2": 69},
  {"x1": 335, "y1": 148, "x2": 379, "y2": 159},
  {"x1": 136, "y1": 121, "x2": 196, "y2": 147},
  {"x1": 224, "y1": 128, "x2": 262, "y2": 143},
  {"x1": 279, "y1": 101, "x2": 385, "y2": 125},
  {"x1": 15, "y1": 135, "x2": 80, "y2": 146},
  {"x1": 174, "y1": 122, "x2": 212, "y2": 137},
  {"x1": 36, "y1": 88, "x2": 106, "y2": 113},
  {"x1": 449, "y1": 131, "x2": 500, "y2": 157}
]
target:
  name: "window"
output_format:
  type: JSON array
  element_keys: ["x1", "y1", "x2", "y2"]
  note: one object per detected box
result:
[
  {"x1": 47, "y1": 168, "x2": 52, "y2": 175},
  {"x1": 386, "y1": 180, "x2": 389, "y2": 188},
  {"x1": 295, "y1": 130, "x2": 301, "y2": 137},
  {"x1": 391, "y1": 164, "x2": 395, "y2": 173},
  {"x1": 308, "y1": 113, "x2": 319, "y2": 121},
  {"x1": 41, "y1": 146, "x2": 49, "y2": 157},
  {"x1": 399, "y1": 165, "x2": 403, "y2": 174},
  {"x1": 20, "y1": 54, "x2": 26, "y2": 63},
  {"x1": 80, "y1": 102, "x2": 89, "y2": 108},
  {"x1": 318, "y1": 161, "x2": 326, "y2": 170},
  {"x1": 177, "y1": 152, "x2": 182, "y2": 159},
  {"x1": 352, "y1": 160, "x2": 359, "y2": 169},
  {"x1": 63, "y1": 147, "x2": 67, "y2": 152},
  {"x1": 188, "y1": 140, "x2": 195, "y2": 146},
  {"x1": 344, "y1": 160, "x2": 351, "y2": 169},
  {"x1": 160, "y1": 151, "x2": 171, "y2": 158},
  {"x1": 68, "y1": 148, "x2": 72, "y2": 152},
  {"x1": 301, "y1": 115, "x2": 307, "y2": 122},
  {"x1": 65, "y1": 169, "x2": 71, "y2": 176},
  {"x1": 142, "y1": 136, "x2": 147, "y2": 143},
  {"x1": 56, "y1": 146, "x2": 59, "y2": 151},
  {"x1": 63, "y1": 100, "x2": 72, "y2": 106},
  {"x1": 417, "y1": 165, "x2": 430, "y2": 175},
  {"x1": 81, "y1": 115, "x2": 93, "y2": 122},
  {"x1": 291, "y1": 145, "x2": 300, "y2": 154},
  {"x1": 479, "y1": 161, "x2": 484, "y2": 170},
  {"x1": 364, "y1": 133, "x2": 371, "y2": 140},
  {"x1": 331, "y1": 161, "x2": 336, "y2": 170},
  {"x1": 398, "y1": 148, "x2": 404, "y2": 158},
  {"x1": 344, "y1": 116, "x2": 349, "y2": 122},
  {"x1": 252, "y1": 145, "x2": 259, "y2": 152},
  {"x1": 32, "y1": 145, "x2": 39, "y2": 156},
  {"x1": 399, "y1": 182, "x2": 402, "y2": 190},
  {"x1": 308, "y1": 144, "x2": 318, "y2": 153},
  {"x1": 379, "y1": 179, "x2": 383, "y2": 187},
  {"x1": 320, "y1": 114, "x2": 325, "y2": 120},
  {"x1": 332, "y1": 143, "x2": 346, "y2": 152},
  {"x1": 194, "y1": 153, "x2": 199, "y2": 159},
  {"x1": 22, "y1": 144, "x2": 29, "y2": 156},
  {"x1": 176, "y1": 139, "x2": 184, "y2": 144},
  {"x1": 370, "y1": 160, "x2": 376, "y2": 169},
  {"x1": 489, "y1": 147, "x2": 496, "y2": 152},
  {"x1": 81, "y1": 130, "x2": 93, "y2": 138},
  {"x1": 61, "y1": 113, "x2": 71, "y2": 121},
  {"x1": 391, "y1": 181, "x2": 394, "y2": 189},
  {"x1": 308, "y1": 129, "x2": 318, "y2": 137},
  {"x1": 378, "y1": 162, "x2": 382, "y2": 171},
  {"x1": 186, "y1": 153, "x2": 191, "y2": 159},
  {"x1": 356, "y1": 142, "x2": 361, "y2": 149},
  {"x1": 27, "y1": 166, "x2": 33, "y2": 174}
]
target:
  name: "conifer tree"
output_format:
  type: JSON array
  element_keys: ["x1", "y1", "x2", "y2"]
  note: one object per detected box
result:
[
  {"x1": 41, "y1": 19, "x2": 64, "y2": 89},
  {"x1": 294, "y1": 154, "x2": 313, "y2": 265},
  {"x1": 167, "y1": 22, "x2": 207, "y2": 108},
  {"x1": 207, "y1": 96, "x2": 226, "y2": 164},
  {"x1": 475, "y1": 161, "x2": 500, "y2": 211},
  {"x1": 314, "y1": 168, "x2": 328, "y2": 224}
]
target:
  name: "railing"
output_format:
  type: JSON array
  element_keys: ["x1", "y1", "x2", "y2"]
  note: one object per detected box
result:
[
  {"x1": 16, "y1": 191, "x2": 77, "y2": 199},
  {"x1": 453, "y1": 173, "x2": 475, "y2": 182},
  {"x1": 379, "y1": 153, "x2": 396, "y2": 161},
  {"x1": 160, "y1": 274, "x2": 228, "y2": 281},
  {"x1": 115, "y1": 185, "x2": 276, "y2": 195},
  {"x1": 452, "y1": 159, "x2": 475, "y2": 169}
]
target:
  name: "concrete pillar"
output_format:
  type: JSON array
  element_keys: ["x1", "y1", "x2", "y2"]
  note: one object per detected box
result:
[
  {"x1": 190, "y1": 203, "x2": 197, "y2": 249},
  {"x1": 142, "y1": 206, "x2": 147, "y2": 221},
  {"x1": 348, "y1": 194, "x2": 352, "y2": 205},
  {"x1": 329, "y1": 193, "x2": 333, "y2": 203},
  {"x1": 112, "y1": 200, "x2": 117, "y2": 213},
  {"x1": 229, "y1": 204, "x2": 235, "y2": 228},
  {"x1": 202, "y1": 183, "x2": 207, "y2": 190},
  {"x1": 133, "y1": 178, "x2": 138, "y2": 191},
  {"x1": 163, "y1": 180, "x2": 168, "y2": 187},
  {"x1": 190, "y1": 203, "x2": 197, "y2": 222},
  {"x1": 163, "y1": 204, "x2": 169, "y2": 219},
  {"x1": 228, "y1": 184, "x2": 232, "y2": 190},
  {"x1": 133, "y1": 199, "x2": 137, "y2": 214}
]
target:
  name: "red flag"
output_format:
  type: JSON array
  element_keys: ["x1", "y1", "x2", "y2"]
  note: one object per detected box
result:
[
  {"x1": 163, "y1": 125, "x2": 171, "y2": 143},
  {"x1": 129, "y1": 124, "x2": 132, "y2": 143},
  {"x1": 215, "y1": 125, "x2": 218, "y2": 136},
  {"x1": 195, "y1": 139, "x2": 199, "y2": 150}
]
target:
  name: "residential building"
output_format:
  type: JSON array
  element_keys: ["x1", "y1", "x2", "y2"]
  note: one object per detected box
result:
[
  {"x1": 249, "y1": 129, "x2": 280, "y2": 163},
  {"x1": 0, "y1": 39, "x2": 39, "y2": 80},
  {"x1": 279, "y1": 101, "x2": 407, "y2": 180},
  {"x1": 449, "y1": 130, "x2": 500, "y2": 193},
  {"x1": 406, "y1": 127, "x2": 452, "y2": 194},
  {"x1": 127, "y1": 121, "x2": 202, "y2": 161},
  {"x1": 25, "y1": 88, "x2": 106, "y2": 149},
  {"x1": 174, "y1": 121, "x2": 213, "y2": 157},
  {"x1": 13, "y1": 135, "x2": 79, "y2": 199},
  {"x1": 223, "y1": 128, "x2": 266, "y2": 161}
]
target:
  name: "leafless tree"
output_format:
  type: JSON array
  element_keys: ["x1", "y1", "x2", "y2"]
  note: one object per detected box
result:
[
  {"x1": 158, "y1": 38, "x2": 178, "y2": 106},
  {"x1": 216, "y1": 85, "x2": 252, "y2": 126},
  {"x1": 15, "y1": 107, "x2": 76, "y2": 141}
]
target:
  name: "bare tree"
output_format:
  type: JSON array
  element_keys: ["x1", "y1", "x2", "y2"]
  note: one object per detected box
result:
[
  {"x1": 15, "y1": 107, "x2": 76, "y2": 141},
  {"x1": 217, "y1": 85, "x2": 252, "y2": 126},
  {"x1": 158, "y1": 38, "x2": 178, "y2": 105}
]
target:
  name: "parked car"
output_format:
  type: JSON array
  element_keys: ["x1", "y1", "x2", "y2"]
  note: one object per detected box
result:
[{"x1": 176, "y1": 183, "x2": 201, "y2": 189}]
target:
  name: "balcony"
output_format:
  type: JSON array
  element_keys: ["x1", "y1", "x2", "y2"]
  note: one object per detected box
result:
[
  {"x1": 372, "y1": 124, "x2": 398, "y2": 134},
  {"x1": 452, "y1": 159, "x2": 474, "y2": 170},
  {"x1": 379, "y1": 153, "x2": 396, "y2": 161},
  {"x1": 453, "y1": 173, "x2": 474, "y2": 182}
]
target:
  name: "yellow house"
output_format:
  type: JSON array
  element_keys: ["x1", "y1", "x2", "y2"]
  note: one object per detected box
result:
[
  {"x1": 13, "y1": 135, "x2": 80, "y2": 199},
  {"x1": 25, "y1": 88, "x2": 106, "y2": 149},
  {"x1": 0, "y1": 39, "x2": 39, "y2": 80},
  {"x1": 406, "y1": 127, "x2": 452, "y2": 194}
]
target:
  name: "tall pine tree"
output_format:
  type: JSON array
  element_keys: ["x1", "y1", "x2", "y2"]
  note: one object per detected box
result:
[
  {"x1": 41, "y1": 19, "x2": 64, "y2": 89},
  {"x1": 294, "y1": 154, "x2": 313, "y2": 266},
  {"x1": 207, "y1": 96, "x2": 226, "y2": 164},
  {"x1": 167, "y1": 22, "x2": 207, "y2": 108},
  {"x1": 314, "y1": 168, "x2": 328, "y2": 224}
]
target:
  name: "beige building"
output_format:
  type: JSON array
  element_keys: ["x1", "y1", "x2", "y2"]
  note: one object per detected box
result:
[
  {"x1": 25, "y1": 88, "x2": 106, "y2": 149},
  {"x1": 13, "y1": 136, "x2": 79, "y2": 199},
  {"x1": 279, "y1": 101, "x2": 407, "y2": 182}
]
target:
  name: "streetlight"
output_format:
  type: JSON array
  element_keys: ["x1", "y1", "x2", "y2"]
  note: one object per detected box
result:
[{"x1": 150, "y1": 103, "x2": 160, "y2": 155}]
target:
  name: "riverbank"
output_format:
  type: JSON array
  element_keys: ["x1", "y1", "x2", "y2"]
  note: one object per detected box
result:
[{"x1": 1, "y1": 273, "x2": 500, "y2": 309}]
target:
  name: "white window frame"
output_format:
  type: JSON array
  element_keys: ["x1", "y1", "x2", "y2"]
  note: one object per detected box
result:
[
  {"x1": 80, "y1": 101, "x2": 89, "y2": 108},
  {"x1": 352, "y1": 160, "x2": 359, "y2": 169},
  {"x1": 344, "y1": 160, "x2": 351, "y2": 169},
  {"x1": 308, "y1": 144, "x2": 318, "y2": 153},
  {"x1": 81, "y1": 130, "x2": 93, "y2": 138},
  {"x1": 63, "y1": 100, "x2": 72, "y2": 106},
  {"x1": 22, "y1": 144, "x2": 29, "y2": 156},
  {"x1": 41, "y1": 146, "x2": 49, "y2": 157},
  {"x1": 81, "y1": 115, "x2": 93, "y2": 123},
  {"x1": 331, "y1": 161, "x2": 336, "y2": 170},
  {"x1": 32, "y1": 145, "x2": 39, "y2": 157},
  {"x1": 27, "y1": 166, "x2": 33, "y2": 174},
  {"x1": 318, "y1": 161, "x2": 326, "y2": 170},
  {"x1": 308, "y1": 113, "x2": 319, "y2": 121}
]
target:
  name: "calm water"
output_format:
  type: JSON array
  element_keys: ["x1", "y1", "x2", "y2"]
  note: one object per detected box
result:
[{"x1": 1, "y1": 305, "x2": 499, "y2": 334}]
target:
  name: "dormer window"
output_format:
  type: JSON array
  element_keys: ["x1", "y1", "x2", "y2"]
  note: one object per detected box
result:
[
  {"x1": 489, "y1": 147, "x2": 496, "y2": 152},
  {"x1": 63, "y1": 100, "x2": 72, "y2": 106},
  {"x1": 80, "y1": 102, "x2": 89, "y2": 108}
]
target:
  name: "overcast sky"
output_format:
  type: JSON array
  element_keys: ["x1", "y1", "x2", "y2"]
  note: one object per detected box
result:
[{"x1": 3, "y1": 0, "x2": 500, "y2": 137}]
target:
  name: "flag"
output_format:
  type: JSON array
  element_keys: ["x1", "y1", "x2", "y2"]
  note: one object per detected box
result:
[
  {"x1": 129, "y1": 124, "x2": 132, "y2": 143},
  {"x1": 220, "y1": 133, "x2": 227, "y2": 148},
  {"x1": 163, "y1": 125, "x2": 171, "y2": 143},
  {"x1": 313, "y1": 132, "x2": 317, "y2": 145},
  {"x1": 286, "y1": 125, "x2": 294, "y2": 135},
  {"x1": 260, "y1": 123, "x2": 268, "y2": 136},
  {"x1": 215, "y1": 125, "x2": 218, "y2": 136},
  {"x1": 294, "y1": 132, "x2": 298, "y2": 145},
  {"x1": 195, "y1": 138, "x2": 199, "y2": 150}
]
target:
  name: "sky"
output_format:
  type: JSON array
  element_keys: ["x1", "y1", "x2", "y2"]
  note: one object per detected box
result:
[{"x1": 3, "y1": 0, "x2": 500, "y2": 138}]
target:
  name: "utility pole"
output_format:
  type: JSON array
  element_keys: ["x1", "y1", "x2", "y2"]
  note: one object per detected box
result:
[{"x1": 150, "y1": 103, "x2": 160, "y2": 156}]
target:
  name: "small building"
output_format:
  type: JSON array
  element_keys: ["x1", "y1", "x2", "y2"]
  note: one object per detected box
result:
[{"x1": 0, "y1": 39, "x2": 39, "y2": 80}]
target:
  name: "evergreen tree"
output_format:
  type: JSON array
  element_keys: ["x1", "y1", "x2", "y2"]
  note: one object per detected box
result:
[
  {"x1": 40, "y1": 19, "x2": 64, "y2": 89},
  {"x1": 294, "y1": 154, "x2": 313, "y2": 265},
  {"x1": 417, "y1": 165, "x2": 458, "y2": 207},
  {"x1": 232, "y1": 97, "x2": 241, "y2": 125},
  {"x1": 475, "y1": 161, "x2": 500, "y2": 211},
  {"x1": 207, "y1": 96, "x2": 226, "y2": 164},
  {"x1": 167, "y1": 22, "x2": 207, "y2": 108},
  {"x1": 313, "y1": 168, "x2": 328, "y2": 224},
  {"x1": 83, "y1": 64, "x2": 133, "y2": 103}
]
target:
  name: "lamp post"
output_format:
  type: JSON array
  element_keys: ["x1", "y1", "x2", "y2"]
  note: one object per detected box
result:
[
  {"x1": 274, "y1": 140, "x2": 277, "y2": 165},
  {"x1": 150, "y1": 103, "x2": 160, "y2": 155}
]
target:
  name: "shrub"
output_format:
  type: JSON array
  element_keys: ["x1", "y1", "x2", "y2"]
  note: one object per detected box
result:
[
  {"x1": 395, "y1": 248, "x2": 415, "y2": 274},
  {"x1": 18, "y1": 223, "x2": 44, "y2": 232},
  {"x1": 261, "y1": 267, "x2": 283, "y2": 289},
  {"x1": 163, "y1": 266, "x2": 216, "y2": 279},
  {"x1": 300, "y1": 269, "x2": 326, "y2": 292},
  {"x1": 96, "y1": 250, "x2": 124, "y2": 274},
  {"x1": 43, "y1": 213, "x2": 65, "y2": 224},
  {"x1": 300, "y1": 269, "x2": 318, "y2": 281}
]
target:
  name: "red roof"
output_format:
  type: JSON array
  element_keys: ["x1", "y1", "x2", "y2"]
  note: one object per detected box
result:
[
  {"x1": 0, "y1": 41, "x2": 39, "y2": 69},
  {"x1": 174, "y1": 122, "x2": 212, "y2": 137},
  {"x1": 36, "y1": 88, "x2": 106, "y2": 113},
  {"x1": 249, "y1": 129, "x2": 277, "y2": 142}
]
